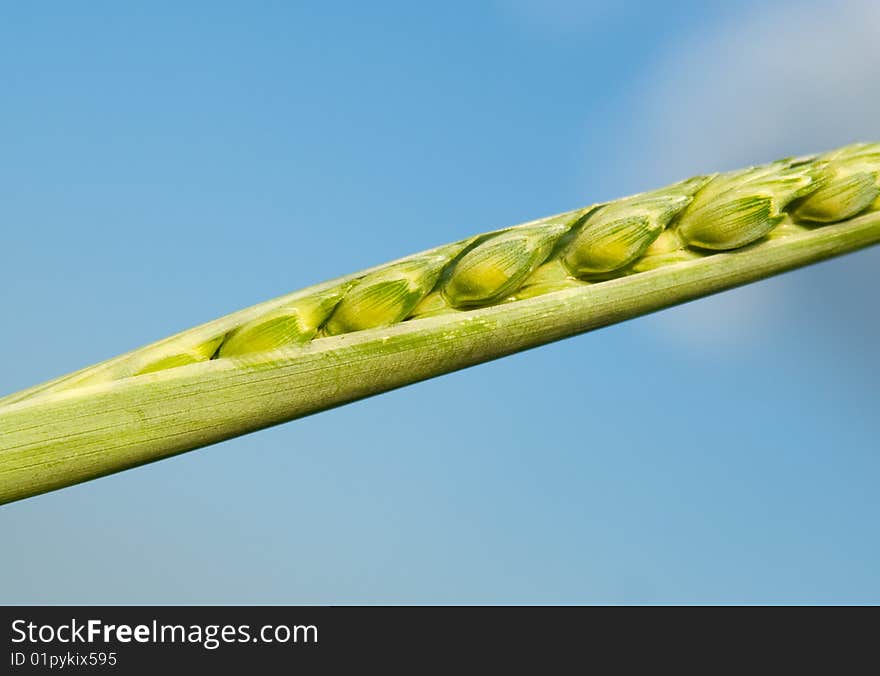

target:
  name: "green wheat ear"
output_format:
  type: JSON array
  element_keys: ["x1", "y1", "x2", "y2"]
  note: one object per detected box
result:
[{"x1": 1, "y1": 142, "x2": 879, "y2": 504}]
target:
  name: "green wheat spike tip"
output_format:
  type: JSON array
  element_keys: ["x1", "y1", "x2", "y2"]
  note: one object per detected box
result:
[{"x1": 792, "y1": 143, "x2": 880, "y2": 223}]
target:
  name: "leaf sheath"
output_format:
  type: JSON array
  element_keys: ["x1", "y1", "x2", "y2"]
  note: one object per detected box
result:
[{"x1": 1, "y1": 213, "x2": 878, "y2": 504}]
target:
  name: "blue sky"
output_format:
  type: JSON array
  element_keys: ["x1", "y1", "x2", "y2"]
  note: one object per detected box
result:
[{"x1": 1, "y1": 1, "x2": 878, "y2": 603}]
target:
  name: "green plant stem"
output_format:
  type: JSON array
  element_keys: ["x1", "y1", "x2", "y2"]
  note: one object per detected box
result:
[{"x1": 2, "y1": 212, "x2": 878, "y2": 505}]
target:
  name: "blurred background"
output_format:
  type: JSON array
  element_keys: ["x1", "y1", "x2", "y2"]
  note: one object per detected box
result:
[{"x1": 1, "y1": 1, "x2": 877, "y2": 603}]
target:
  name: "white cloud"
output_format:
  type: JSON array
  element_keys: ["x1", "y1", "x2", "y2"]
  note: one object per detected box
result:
[
  {"x1": 644, "y1": 280, "x2": 782, "y2": 350},
  {"x1": 620, "y1": 0, "x2": 880, "y2": 349},
  {"x1": 636, "y1": 0, "x2": 880, "y2": 181}
]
